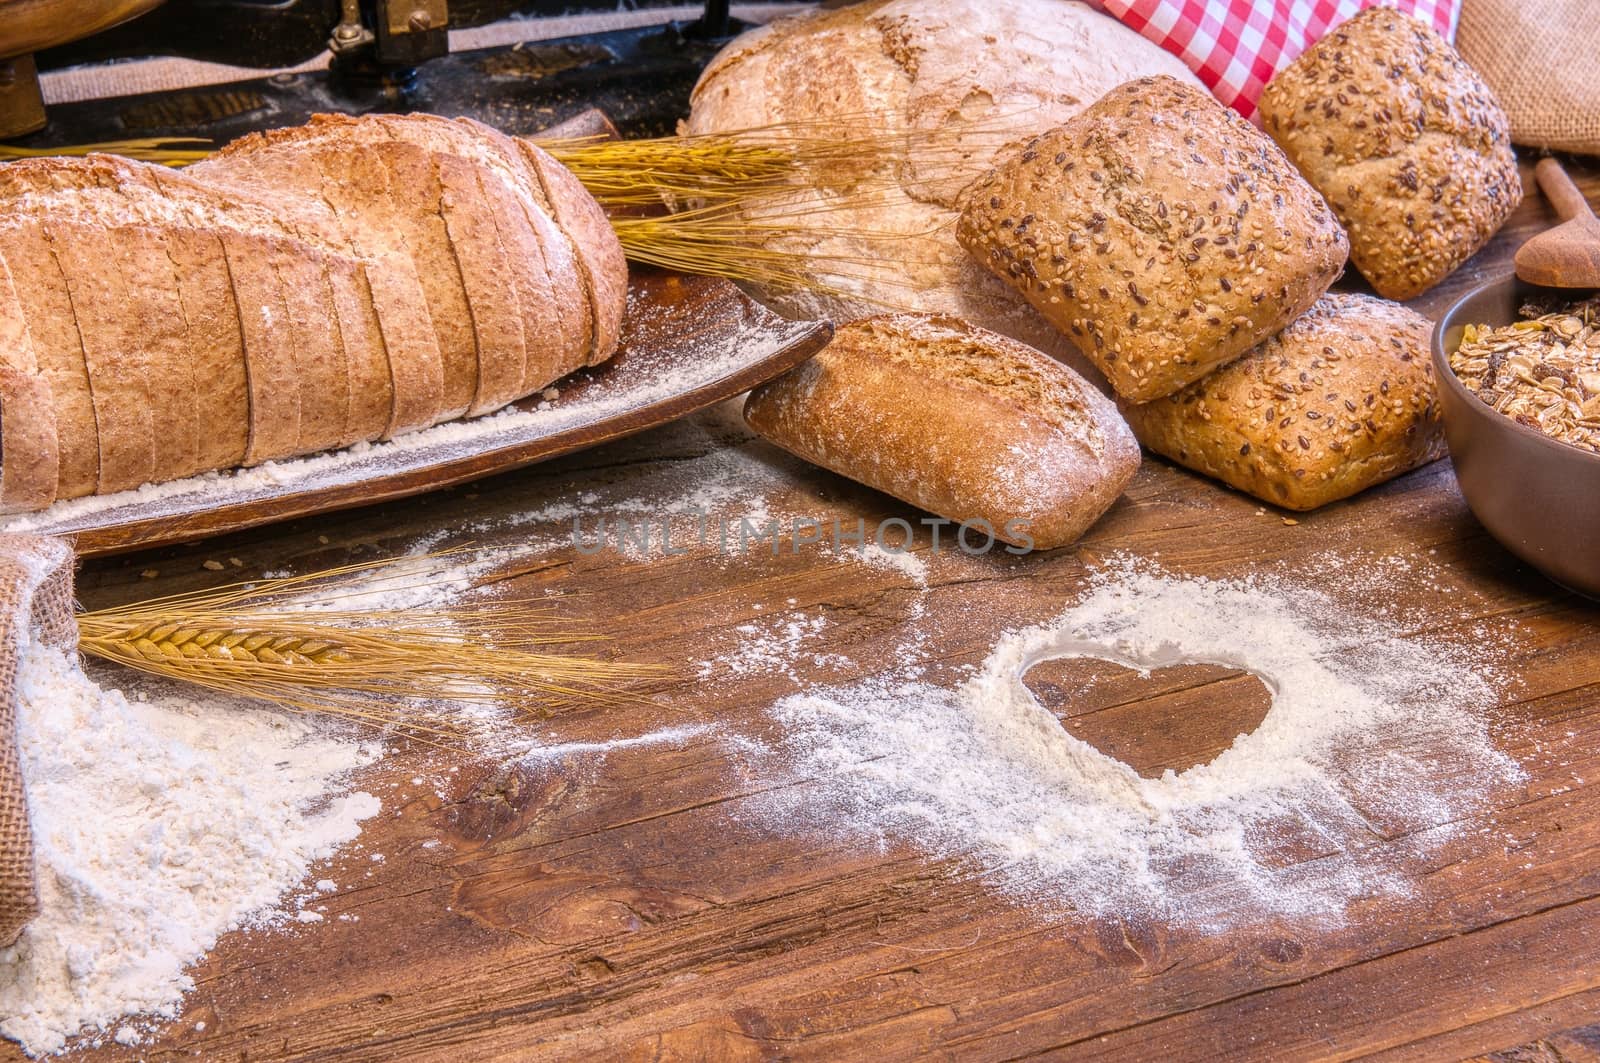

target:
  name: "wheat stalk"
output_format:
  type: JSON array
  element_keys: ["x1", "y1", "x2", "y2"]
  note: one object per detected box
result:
[
  {"x1": 0, "y1": 137, "x2": 213, "y2": 167},
  {"x1": 76, "y1": 554, "x2": 667, "y2": 737},
  {"x1": 1, "y1": 111, "x2": 1029, "y2": 299}
]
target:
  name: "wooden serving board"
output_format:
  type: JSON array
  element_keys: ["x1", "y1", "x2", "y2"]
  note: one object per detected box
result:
[{"x1": 0, "y1": 269, "x2": 832, "y2": 557}]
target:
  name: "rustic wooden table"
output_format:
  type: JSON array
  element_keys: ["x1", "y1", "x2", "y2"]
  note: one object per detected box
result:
[{"x1": 35, "y1": 155, "x2": 1600, "y2": 1062}]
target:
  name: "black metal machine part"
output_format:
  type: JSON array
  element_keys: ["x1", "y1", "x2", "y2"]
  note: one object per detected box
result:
[
  {"x1": 15, "y1": 1, "x2": 780, "y2": 146},
  {"x1": 35, "y1": 0, "x2": 749, "y2": 72}
]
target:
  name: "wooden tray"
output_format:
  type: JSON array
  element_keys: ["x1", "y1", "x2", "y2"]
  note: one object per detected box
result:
[{"x1": 0, "y1": 270, "x2": 832, "y2": 557}]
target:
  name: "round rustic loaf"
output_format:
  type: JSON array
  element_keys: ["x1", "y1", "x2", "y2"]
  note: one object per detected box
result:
[{"x1": 685, "y1": 0, "x2": 1203, "y2": 360}]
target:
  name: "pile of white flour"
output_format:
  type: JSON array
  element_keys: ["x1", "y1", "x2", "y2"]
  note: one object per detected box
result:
[
  {"x1": 0, "y1": 643, "x2": 380, "y2": 1056},
  {"x1": 747, "y1": 557, "x2": 1524, "y2": 927}
]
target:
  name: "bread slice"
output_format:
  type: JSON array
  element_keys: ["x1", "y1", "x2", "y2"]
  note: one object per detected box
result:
[
  {"x1": 38, "y1": 158, "x2": 203, "y2": 483},
  {"x1": 0, "y1": 250, "x2": 58, "y2": 512},
  {"x1": 46, "y1": 220, "x2": 156, "y2": 494},
  {"x1": 221, "y1": 229, "x2": 301, "y2": 464},
  {"x1": 454, "y1": 119, "x2": 592, "y2": 380},
  {"x1": 1119, "y1": 293, "x2": 1444, "y2": 510},
  {"x1": 160, "y1": 227, "x2": 249, "y2": 473},
  {"x1": 745, "y1": 313, "x2": 1141, "y2": 549},
  {"x1": 268, "y1": 241, "x2": 349, "y2": 455},
  {"x1": 437, "y1": 153, "x2": 530, "y2": 416},
  {"x1": 352, "y1": 112, "x2": 544, "y2": 416},
  {"x1": 0, "y1": 224, "x2": 97, "y2": 499},
  {"x1": 364, "y1": 138, "x2": 477, "y2": 420},
  {"x1": 515, "y1": 138, "x2": 627, "y2": 366},
  {"x1": 118, "y1": 226, "x2": 202, "y2": 482},
  {"x1": 313, "y1": 143, "x2": 444, "y2": 437},
  {"x1": 325, "y1": 256, "x2": 393, "y2": 446}
]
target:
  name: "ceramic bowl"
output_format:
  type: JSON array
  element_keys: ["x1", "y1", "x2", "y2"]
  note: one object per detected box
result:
[{"x1": 1431, "y1": 274, "x2": 1600, "y2": 599}]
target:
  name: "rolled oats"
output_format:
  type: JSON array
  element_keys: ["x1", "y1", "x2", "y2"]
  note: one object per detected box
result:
[{"x1": 1449, "y1": 296, "x2": 1600, "y2": 454}]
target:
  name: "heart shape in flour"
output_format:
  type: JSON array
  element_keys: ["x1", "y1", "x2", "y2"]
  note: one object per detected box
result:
[
  {"x1": 1023, "y1": 655, "x2": 1273, "y2": 780},
  {"x1": 962, "y1": 615, "x2": 1357, "y2": 820},
  {"x1": 758, "y1": 562, "x2": 1515, "y2": 923}
]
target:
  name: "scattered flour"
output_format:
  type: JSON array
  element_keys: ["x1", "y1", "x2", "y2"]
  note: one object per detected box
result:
[
  {"x1": 851, "y1": 542, "x2": 929, "y2": 587},
  {"x1": 519, "y1": 725, "x2": 714, "y2": 762},
  {"x1": 699, "y1": 614, "x2": 846, "y2": 683},
  {"x1": 0, "y1": 643, "x2": 381, "y2": 1056},
  {"x1": 744, "y1": 557, "x2": 1523, "y2": 928}
]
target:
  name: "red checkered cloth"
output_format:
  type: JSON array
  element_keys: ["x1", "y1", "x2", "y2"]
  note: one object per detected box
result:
[{"x1": 1094, "y1": 0, "x2": 1463, "y2": 118}]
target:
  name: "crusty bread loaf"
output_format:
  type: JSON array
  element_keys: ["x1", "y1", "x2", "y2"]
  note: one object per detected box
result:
[
  {"x1": 958, "y1": 76, "x2": 1350, "y2": 403},
  {"x1": 0, "y1": 112, "x2": 627, "y2": 511},
  {"x1": 686, "y1": 0, "x2": 1204, "y2": 368},
  {"x1": 744, "y1": 314, "x2": 1140, "y2": 550},
  {"x1": 1258, "y1": 7, "x2": 1520, "y2": 301},
  {"x1": 1118, "y1": 293, "x2": 1444, "y2": 511}
]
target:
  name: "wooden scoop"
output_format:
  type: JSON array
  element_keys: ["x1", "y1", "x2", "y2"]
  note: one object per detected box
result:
[{"x1": 1515, "y1": 157, "x2": 1600, "y2": 288}]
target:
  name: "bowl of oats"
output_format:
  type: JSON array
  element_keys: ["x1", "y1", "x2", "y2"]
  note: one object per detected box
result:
[{"x1": 1434, "y1": 275, "x2": 1600, "y2": 599}]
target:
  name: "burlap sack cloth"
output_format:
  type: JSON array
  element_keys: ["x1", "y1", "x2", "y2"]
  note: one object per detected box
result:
[
  {"x1": 1458, "y1": 0, "x2": 1600, "y2": 156},
  {"x1": 0, "y1": 534, "x2": 76, "y2": 946}
]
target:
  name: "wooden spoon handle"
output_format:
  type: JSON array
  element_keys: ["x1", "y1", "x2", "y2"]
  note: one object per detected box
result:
[{"x1": 1536, "y1": 157, "x2": 1598, "y2": 222}]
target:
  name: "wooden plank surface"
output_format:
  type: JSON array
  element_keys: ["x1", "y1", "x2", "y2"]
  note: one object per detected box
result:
[{"x1": 23, "y1": 154, "x2": 1600, "y2": 1062}]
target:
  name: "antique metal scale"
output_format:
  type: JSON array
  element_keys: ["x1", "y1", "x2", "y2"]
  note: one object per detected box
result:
[{"x1": 0, "y1": 0, "x2": 765, "y2": 145}]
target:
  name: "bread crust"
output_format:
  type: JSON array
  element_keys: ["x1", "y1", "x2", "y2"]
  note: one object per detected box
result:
[
  {"x1": 745, "y1": 313, "x2": 1140, "y2": 549},
  {"x1": 1119, "y1": 293, "x2": 1444, "y2": 510},
  {"x1": 1258, "y1": 6, "x2": 1521, "y2": 301},
  {"x1": 958, "y1": 75, "x2": 1349, "y2": 403}
]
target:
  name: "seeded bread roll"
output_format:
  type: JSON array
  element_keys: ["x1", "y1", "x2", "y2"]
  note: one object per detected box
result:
[
  {"x1": 1118, "y1": 293, "x2": 1444, "y2": 511},
  {"x1": 1258, "y1": 7, "x2": 1520, "y2": 302},
  {"x1": 957, "y1": 76, "x2": 1349, "y2": 403},
  {"x1": 744, "y1": 314, "x2": 1140, "y2": 550}
]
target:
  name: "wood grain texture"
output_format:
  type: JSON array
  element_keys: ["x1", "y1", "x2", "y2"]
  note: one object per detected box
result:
[{"x1": 17, "y1": 154, "x2": 1600, "y2": 1062}]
